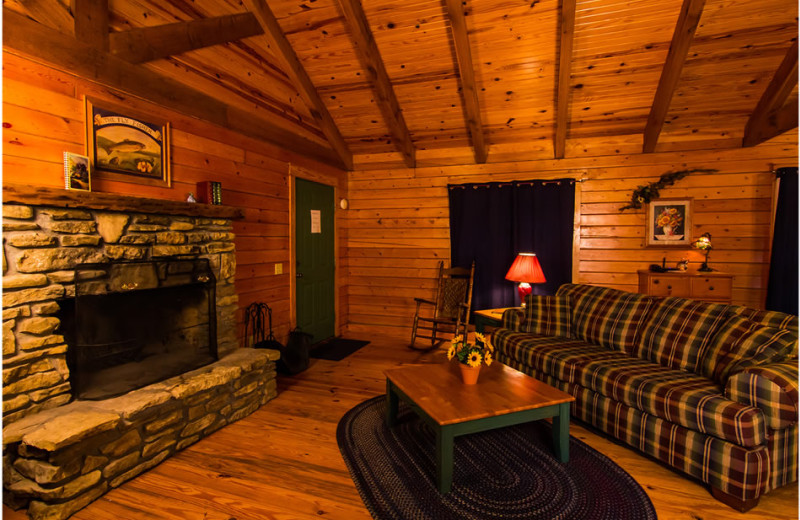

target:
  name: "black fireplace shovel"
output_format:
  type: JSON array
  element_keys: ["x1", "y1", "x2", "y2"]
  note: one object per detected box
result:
[{"x1": 245, "y1": 302, "x2": 284, "y2": 351}]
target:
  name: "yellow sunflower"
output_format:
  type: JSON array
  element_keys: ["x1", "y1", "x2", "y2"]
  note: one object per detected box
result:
[
  {"x1": 467, "y1": 351, "x2": 482, "y2": 367},
  {"x1": 447, "y1": 345, "x2": 456, "y2": 360},
  {"x1": 451, "y1": 335, "x2": 463, "y2": 346},
  {"x1": 657, "y1": 215, "x2": 671, "y2": 227},
  {"x1": 475, "y1": 332, "x2": 486, "y2": 344},
  {"x1": 485, "y1": 352, "x2": 493, "y2": 366}
]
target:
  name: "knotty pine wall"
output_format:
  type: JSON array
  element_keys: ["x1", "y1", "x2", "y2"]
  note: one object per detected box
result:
[
  {"x1": 2, "y1": 52, "x2": 347, "y2": 345},
  {"x1": 342, "y1": 136, "x2": 798, "y2": 339}
]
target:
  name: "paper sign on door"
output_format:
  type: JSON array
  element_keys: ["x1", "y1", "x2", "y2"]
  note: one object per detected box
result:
[{"x1": 310, "y1": 210, "x2": 321, "y2": 233}]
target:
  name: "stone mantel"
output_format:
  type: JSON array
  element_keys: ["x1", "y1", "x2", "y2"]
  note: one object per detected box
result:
[{"x1": 3, "y1": 184, "x2": 244, "y2": 220}]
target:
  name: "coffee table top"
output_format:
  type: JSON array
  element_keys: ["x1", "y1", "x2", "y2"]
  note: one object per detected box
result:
[{"x1": 385, "y1": 362, "x2": 574, "y2": 426}]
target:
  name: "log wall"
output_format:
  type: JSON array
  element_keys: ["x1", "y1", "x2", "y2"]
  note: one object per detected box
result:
[
  {"x1": 343, "y1": 136, "x2": 798, "y2": 339},
  {"x1": 2, "y1": 52, "x2": 347, "y2": 345}
]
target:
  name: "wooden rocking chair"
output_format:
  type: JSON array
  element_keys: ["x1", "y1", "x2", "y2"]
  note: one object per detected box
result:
[{"x1": 409, "y1": 261, "x2": 475, "y2": 350}]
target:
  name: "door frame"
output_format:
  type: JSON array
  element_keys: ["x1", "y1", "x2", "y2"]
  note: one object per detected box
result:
[{"x1": 289, "y1": 163, "x2": 342, "y2": 337}]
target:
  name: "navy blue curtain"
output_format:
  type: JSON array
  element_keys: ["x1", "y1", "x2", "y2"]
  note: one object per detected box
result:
[
  {"x1": 765, "y1": 167, "x2": 798, "y2": 314},
  {"x1": 448, "y1": 180, "x2": 575, "y2": 311}
]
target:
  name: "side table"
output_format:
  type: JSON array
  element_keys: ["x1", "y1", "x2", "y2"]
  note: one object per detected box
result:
[{"x1": 474, "y1": 307, "x2": 518, "y2": 334}]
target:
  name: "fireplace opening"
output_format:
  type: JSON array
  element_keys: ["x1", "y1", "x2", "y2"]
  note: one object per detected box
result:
[{"x1": 58, "y1": 259, "x2": 218, "y2": 401}]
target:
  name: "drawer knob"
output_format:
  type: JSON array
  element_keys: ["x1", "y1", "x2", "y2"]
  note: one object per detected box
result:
[
  {"x1": 709, "y1": 286, "x2": 714, "y2": 291},
  {"x1": 653, "y1": 279, "x2": 659, "y2": 284},
  {"x1": 667, "y1": 285, "x2": 672, "y2": 290}
]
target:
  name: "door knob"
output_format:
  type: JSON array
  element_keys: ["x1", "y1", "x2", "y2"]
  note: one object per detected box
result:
[{"x1": 296, "y1": 273, "x2": 303, "y2": 278}]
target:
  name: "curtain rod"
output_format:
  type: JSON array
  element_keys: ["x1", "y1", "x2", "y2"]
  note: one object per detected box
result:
[{"x1": 448, "y1": 178, "x2": 585, "y2": 190}]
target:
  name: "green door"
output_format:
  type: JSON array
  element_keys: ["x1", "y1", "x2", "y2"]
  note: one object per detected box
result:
[{"x1": 295, "y1": 178, "x2": 335, "y2": 343}]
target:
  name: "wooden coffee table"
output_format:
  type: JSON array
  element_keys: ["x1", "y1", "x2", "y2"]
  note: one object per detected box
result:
[{"x1": 384, "y1": 361, "x2": 575, "y2": 493}]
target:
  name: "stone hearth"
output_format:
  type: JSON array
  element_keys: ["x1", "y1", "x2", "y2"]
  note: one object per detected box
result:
[{"x1": 2, "y1": 186, "x2": 278, "y2": 520}]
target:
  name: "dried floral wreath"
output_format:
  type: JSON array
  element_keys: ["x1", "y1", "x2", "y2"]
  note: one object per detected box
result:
[{"x1": 619, "y1": 168, "x2": 718, "y2": 211}]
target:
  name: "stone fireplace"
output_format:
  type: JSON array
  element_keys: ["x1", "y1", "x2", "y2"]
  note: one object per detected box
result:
[{"x1": 2, "y1": 186, "x2": 279, "y2": 520}]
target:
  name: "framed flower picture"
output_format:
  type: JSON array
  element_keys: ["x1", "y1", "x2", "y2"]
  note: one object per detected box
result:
[
  {"x1": 646, "y1": 199, "x2": 692, "y2": 247},
  {"x1": 85, "y1": 97, "x2": 171, "y2": 187}
]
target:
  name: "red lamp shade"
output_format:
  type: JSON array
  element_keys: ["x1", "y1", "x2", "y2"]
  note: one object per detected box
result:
[{"x1": 505, "y1": 253, "x2": 546, "y2": 305}]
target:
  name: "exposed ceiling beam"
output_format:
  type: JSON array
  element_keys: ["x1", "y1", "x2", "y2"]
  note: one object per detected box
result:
[
  {"x1": 444, "y1": 0, "x2": 487, "y2": 164},
  {"x1": 554, "y1": 0, "x2": 577, "y2": 159},
  {"x1": 742, "y1": 98, "x2": 799, "y2": 148},
  {"x1": 109, "y1": 13, "x2": 263, "y2": 64},
  {"x1": 642, "y1": 0, "x2": 706, "y2": 153},
  {"x1": 2, "y1": 8, "x2": 345, "y2": 170},
  {"x1": 16, "y1": 0, "x2": 74, "y2": 35},
  {"x1": 71, "y1": 0, "x2": 108, "y2": 51},
  {"x1": 243, "y1": 0, "x2": 353, "y2": 170},
  {"x1": 335, "y1": 0, "x2": 416, "y2": 168},
  {"x1": 742, "y1": 41, "x2": 798, "y2": 147}
]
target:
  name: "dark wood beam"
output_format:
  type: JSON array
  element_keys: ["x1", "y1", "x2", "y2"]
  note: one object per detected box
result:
[
  {"x1": 743, "y1": 41, "x2": 798, "y2": 147},
  {"x1": 743, "y1": 98, "x2": 799, "y2": 148},
  {"x1": 335, "y1": 0, "x2": 416, "y2": 168},
  {"x1": 444, "y1": 0, "x2": 487, "y2": 164},
  {"x1": 71, "y1": 0, "x2": 108, "y2": 51},
  {"x1": 2, "y1": 8, "x2": 345, "y2": 170},
  {"x1": 109, "y1": 13, "x2": 263, "y2": 64},
  {"x1": 554, "y1": 0, "x2": 577, "y2": 159},
  {"x1": 16, "y1": 0, "x2": 74, "y2": 35},
  {"x1": 243, "y1": 0, "x2": 353, "y2": 170},
  {"x1": 642, "y1": 0, "x2": 706, "y2": 153}
]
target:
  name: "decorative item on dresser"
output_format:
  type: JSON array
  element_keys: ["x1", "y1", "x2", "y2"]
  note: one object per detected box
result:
[{"x1": 637, "y1": 269, "x2": 734, "y2": 303}]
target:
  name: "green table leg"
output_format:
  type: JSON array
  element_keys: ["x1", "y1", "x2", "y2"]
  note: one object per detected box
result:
[
  {"x1": 552, "y1": 402, "x2": 571, "y2": 463},
  {"x1": 386, "y1": 380, "x2": 398, "y2": 427},
  {"x1": 436, "y1": 425, "x2": 455, "y2": 493}
]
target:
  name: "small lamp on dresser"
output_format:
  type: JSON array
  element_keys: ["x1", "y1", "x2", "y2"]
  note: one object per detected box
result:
[{"x1": 693, "y1": 232, "x2": 713, "y2": 272}]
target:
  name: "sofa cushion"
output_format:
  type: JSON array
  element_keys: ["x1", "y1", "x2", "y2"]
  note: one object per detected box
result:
[
  {"x1": 635, "y1": 297, "x2": 730, "y2": 373},
  {"x1": 579, "y1": 357, "x2": 766, "y2": 447},
  {"x1": 520, "y1": 294, "x2": 571, "y2": 337},
  {"x1": 493, "y1": 329, "x2": 619, "y2": 384},
  {"x1": 728, "y1": 305, "x2": 799, "y2": 332},
  {"x1": 698, "y1": 314, "x2": 798, "y2": 383},
  {"x1": 556, "y1": 283, "x2": 656, "y2": 353}
]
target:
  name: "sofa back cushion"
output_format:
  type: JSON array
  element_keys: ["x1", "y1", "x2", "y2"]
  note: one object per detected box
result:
[
  {"x1": 727, "y1": 305, "x2": 799, "y2": 333},
  {"x1": 521, "y1": 294, "x2": 571, "y2": 337},
  {"x1": 698, "y1": 314, "x2": 798, "y2": 383},
  {"x1": 556, "y1": 283, "x2": 656, "y2": 353},
  {"x1": 634, "y1": 297, "x2": 730, "y2": 373}
]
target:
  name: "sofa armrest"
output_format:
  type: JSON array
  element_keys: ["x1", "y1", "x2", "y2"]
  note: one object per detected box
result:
[
  {"x1": 502, "y1": 308, "x2": 524, "y2": 332},
  {"x1": 725, "y1": 362, "x2": 799, "y2": 430}
]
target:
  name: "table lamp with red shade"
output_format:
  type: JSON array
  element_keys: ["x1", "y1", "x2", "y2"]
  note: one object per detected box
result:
[{"x1": 505, "y1": 252, "x2": 546, "y2": 306}]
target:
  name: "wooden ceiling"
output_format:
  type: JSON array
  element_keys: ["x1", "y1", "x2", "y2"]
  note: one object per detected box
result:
[{"x1": 4, "y1": 0, "x2": 798, "y2": 170}]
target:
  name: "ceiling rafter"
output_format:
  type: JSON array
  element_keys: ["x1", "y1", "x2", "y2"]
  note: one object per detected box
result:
[
  {"x1": 16, "y1": 0, "x2": 74, "y2": 35},
  {"x1": 2, "y1": 7, "x2": 345, "y2": 169},
  {"x1": 109, "y1": 13, "x2": 264, "y2": 64},
  {"x1": 642, "y1": 0, "x2": 707, "y2": 154},
  {"x1": 243, "y1": 0, "x2": 353, "y2": 170},
  {"x1": 443, "y1": 0, "x2": 487, "y2": 164},
  {"x1": 335, "y1": 0, "x2": 416, "y2": 168},
  {"x1": 72, "y1": 0, "x2": 108, "y2": 51},
  {"x1": 742, "y1": 40, "x2": 798, "y2": 147},
  {"x1": 554, "y1": 0, "x2": 577, "y2": 159}
]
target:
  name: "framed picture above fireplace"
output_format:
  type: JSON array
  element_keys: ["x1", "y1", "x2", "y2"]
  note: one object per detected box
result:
[
  {"x1": 85, "y1": 97, "x2": 171, "y2": 187},
  {"x1": 646, "y1": 198, "x2": 692, "y2": 247}
]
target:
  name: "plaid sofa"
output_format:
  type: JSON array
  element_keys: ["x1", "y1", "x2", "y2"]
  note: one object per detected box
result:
[{"x1": 493, "y1": 283, "x2": 798, "y2": 509}]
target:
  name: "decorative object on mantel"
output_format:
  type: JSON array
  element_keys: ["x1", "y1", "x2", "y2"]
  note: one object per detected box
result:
[
  {"x1": 505, "y1": 252, "x2": 546, "y2": 307},
  {"x1": 85, "y1": 97, "x2": 171, "y2": 187},
  {"x1": 63, "y1": 152, "x2": 91, "y2": 191},
  {"x1": 645, "y1": 198, "x2": 692, "y2": 247},
  {"x1": 447, "y1": 332, "x2": 494, "y2": 384},
  {"x1": 619, "y1": 168, "x2": 717, "y2": 211},
  {"x1": 197, "y1": 181, "x2": 223, "y2": 204},
  {"x1": 186, "y1": 192, "x2": 197, "y2": 203},
  {"x1": 693, "y1": 232, "x2": 714, "y2": 271}
]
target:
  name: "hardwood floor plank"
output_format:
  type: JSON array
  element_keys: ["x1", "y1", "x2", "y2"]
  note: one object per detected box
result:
[{"x1": 3, "y1": 334, "x2": 796, "y2": 520}]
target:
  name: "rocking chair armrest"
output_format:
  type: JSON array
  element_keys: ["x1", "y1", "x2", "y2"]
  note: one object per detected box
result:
[{"x1": 414, "y1": 297, "x2": 436, "y2": 307}]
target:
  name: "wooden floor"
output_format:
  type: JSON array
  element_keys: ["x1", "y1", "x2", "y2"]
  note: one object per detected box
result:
[{"x1": 4, "y1": 335, "x2": 798, "y2": 520}]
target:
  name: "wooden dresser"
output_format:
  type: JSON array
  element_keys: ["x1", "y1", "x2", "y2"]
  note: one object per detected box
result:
[{"x1": 637, "y1": 270, "x2": 734, "y2": 304}]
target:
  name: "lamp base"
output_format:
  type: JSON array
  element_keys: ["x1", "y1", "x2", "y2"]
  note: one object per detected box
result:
[
  {"x1": 698, "y1": 264, "x2": 714, "y2": 272},
  {"x1": 517, "y1": 283, "x2": 532, "y2": 307}
]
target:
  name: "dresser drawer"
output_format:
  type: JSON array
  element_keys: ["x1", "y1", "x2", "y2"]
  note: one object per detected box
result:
[
  {"x1": 691, "y1": 277, "x2": 732, "y2": 300},
  {"x1": 647, "y1": 276, "x2": 690, "y2": 297}
]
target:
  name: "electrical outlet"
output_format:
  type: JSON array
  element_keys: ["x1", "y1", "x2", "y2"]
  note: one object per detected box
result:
[{"x1": 274, "y1": 263, "x2": 283, "y2": 275}]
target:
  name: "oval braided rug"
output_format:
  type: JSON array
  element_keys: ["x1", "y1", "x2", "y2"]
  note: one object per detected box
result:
[{"x1": 337, "y1": 396, "x2": 658, "y2": 520}]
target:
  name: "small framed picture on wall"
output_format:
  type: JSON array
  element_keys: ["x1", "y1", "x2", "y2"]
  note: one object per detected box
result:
[
  {"x1": 63, "y1": 152, "x2": 91, "y2": 191},
  {"x1": 646, "y1": 198, "x2": 692, "y2": 247}
]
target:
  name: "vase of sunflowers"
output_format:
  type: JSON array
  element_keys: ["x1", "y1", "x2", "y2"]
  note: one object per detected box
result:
[{"x1": 447, "y1": 333, "x2": 494, "y2": 385}]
